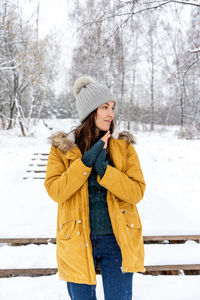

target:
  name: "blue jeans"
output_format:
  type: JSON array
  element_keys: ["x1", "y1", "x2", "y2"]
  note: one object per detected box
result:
[{"x1": 66, "y1": 234, "x2": 133, "y2": 300}]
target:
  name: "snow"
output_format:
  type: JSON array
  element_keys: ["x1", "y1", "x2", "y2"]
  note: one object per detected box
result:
[
  {"x1": 0, "y1": 244, "x2": 57, "y2": 269},
  {"x1": 0, "y1": 274, "x2": 200, "y2": 300},
  {"x1": 0, "y1": 240, "x2": 200, "y2": 269},
  {"x1": 0, "y1": 119, "x2": 200, "y2": 299},
  {"x1": 137, "y1": 132, "x2": 200, "y2": 235},
  {"x1": 144, "y1": 240, "x2": 200, "y2": 266}
]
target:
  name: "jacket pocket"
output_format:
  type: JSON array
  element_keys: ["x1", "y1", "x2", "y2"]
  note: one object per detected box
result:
[
  {"x1": 58, "y1": 218, "x2": 76, "y2": 240},
  {"x1": 120, "y1": 209, "x2": 141, "y2": 229},
  {"x1": 126, "y1": 221, "x2": 141, "y2": 229},
  {"x1": 117, "y1": 199, "x2": 142, "y2": 229}
]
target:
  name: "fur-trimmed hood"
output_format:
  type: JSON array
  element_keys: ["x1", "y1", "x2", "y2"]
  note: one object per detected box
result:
[{"x1": 50, "y1": 128, "x2": 136, "y2": 153}]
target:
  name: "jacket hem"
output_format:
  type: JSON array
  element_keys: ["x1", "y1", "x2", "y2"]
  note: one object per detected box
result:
[
  {"x1": 58, "y1": 272, "x2": 97, "y2": 285},
  {"x1": 122, "y1": 265, "x2": 146, "y2": 273}
]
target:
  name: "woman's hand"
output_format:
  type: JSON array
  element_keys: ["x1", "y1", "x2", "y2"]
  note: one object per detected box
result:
[{"x1": 101, "y1": 131, "x2": 111, "y2": 149}]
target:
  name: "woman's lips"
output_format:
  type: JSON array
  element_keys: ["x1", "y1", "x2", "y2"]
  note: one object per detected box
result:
[{"x1": 104, "y1": 120, "x2": 111, "y2": 123}]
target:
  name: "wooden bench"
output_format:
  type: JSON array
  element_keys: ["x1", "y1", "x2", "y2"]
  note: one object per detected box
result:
[
  {"x1": 1, "y1": 264, "x2": 200, "y2": 278},
  {"x1": 23, "y1": 153, "x2": 48, "y2": 180},
  {"x1": 0, "y1": 236, "x2": 199, "y2": 278},
  {"x1": 0, "y1": 235, "x2": 200, "y2": 245}
]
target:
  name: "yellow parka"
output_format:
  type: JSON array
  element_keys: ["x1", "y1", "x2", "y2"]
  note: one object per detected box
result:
[{"x1": 44, "y1": 129, "x2": 146, "y2": 285}]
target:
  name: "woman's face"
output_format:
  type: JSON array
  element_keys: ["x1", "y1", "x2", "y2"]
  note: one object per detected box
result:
[{"x1": 94, "y1": 101, "x2": 115, "y2": 132}]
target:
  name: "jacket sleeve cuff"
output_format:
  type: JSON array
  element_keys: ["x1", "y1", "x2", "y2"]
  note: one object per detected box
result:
[
  {"x1": 70, "y1": 157, "x2": 92, "y2": 182},
  {"x1": 96, "y1": 164, "x2": 146, "y2": 205},
  {"x1": 81, "y1": 139, "x2": 105, "y2": 167}
]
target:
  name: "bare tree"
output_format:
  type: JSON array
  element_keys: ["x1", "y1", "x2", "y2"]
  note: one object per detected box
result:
[
  {"x1": 66, "y1": 0, "x2": 200, "y2": 137},
  {"x1": 0, "y1": 0, "x2": 59, "y2": 135}
]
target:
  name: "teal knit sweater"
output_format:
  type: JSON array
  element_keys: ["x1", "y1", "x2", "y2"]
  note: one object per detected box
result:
[{"x1": 81, "y1": 131, "x2": 114, "y2": 235}]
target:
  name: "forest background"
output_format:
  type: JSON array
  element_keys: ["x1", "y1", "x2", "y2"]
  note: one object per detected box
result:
[{"x1": 0, "y1": 0, "x2": 200, "y2": 138}]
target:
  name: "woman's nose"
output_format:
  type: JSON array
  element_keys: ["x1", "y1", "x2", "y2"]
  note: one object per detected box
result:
[{"x1": 107, "y1": 109, "x2": 115, "y2": 117}]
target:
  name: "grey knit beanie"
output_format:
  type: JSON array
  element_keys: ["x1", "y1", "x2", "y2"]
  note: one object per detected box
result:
[{"x1": 72, "y1": 76, "x2": 116, "y2": 123}]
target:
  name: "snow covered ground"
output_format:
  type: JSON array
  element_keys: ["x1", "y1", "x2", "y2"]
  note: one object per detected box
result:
[
  {"x1": 1, "y1": 240, "x2": 200, "y2": 269},
  {"x1": 0, "y1": 119, "x2": 200, "y2": 299},
  {"x1": 1, "y1": 273, "x2": 200, "y2": 300}
]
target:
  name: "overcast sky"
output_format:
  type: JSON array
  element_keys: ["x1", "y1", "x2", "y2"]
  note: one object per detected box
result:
[
  {"x1": 22, "y1": 0, "x2": 74, "y2": 38},
  {"x1": 21, "y1": 0, "x2": 76, "y2": 93}
]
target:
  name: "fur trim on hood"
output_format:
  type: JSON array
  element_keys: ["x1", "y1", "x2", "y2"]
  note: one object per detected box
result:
[{"x1": 50, "y1": 128, "x2": 136, "y2": 153}]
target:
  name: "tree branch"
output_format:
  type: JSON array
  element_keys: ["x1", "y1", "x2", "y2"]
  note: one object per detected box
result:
[
  {"x1": 77, "y1": 1, "x2": 171, "y2": 29},
  {"x1": 77, "y1": 0, "x2": 199, "y2": 31},
  {"x1": 0, "y1": 59, "x2": 25, "y2": 71},
  {"x1": 95, "y1": 14, "x2": 133, "y2": 55},
  {"x1": 188, "y1": 47, "x2": 200, "y2": 53},
  {"x1": 124, "y1": 0, "x2": 200, "y2": 8}
]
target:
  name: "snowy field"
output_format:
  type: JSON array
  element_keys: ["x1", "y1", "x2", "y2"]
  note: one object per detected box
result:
[
  {"x1": 1, "y1": 273, "x2": 200, "y2": 300},
  {"x1": 0, "y1": 119, "x2": 200, "y2": 299}
]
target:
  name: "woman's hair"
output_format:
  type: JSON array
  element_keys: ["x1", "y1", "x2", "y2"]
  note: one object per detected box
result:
[{"x1": 70, "y1": 108, "x2": 115, "y2": 155}]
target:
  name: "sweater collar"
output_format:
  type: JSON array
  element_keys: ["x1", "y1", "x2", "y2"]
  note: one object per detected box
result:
[{"x1": 94, "y1": 130, "x2": 108, "y2": 141}]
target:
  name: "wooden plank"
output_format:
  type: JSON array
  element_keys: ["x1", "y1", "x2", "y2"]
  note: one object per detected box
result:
[
  {"x1": 32, "y1": 155, "x2": 48, "y2": 159},
  {"x1": 0, "y1": 268, "x2": 57, "y2": 278},
  {"x1": 0, "y1": 236, "x2": 200, "y2": 245},
  {"x1": 33, "y1": 153, "x2": 49, "y2": 156},
  {"x1": 23, "y1": 171, "x2": 46, "y2": 180},
  {"x1": 26, "y1": 170, "x2": 46, "y2": 173},
  {"x1": 145, "y1": 264, "x2": 200, "y2": 271},
  {"x1": 0, "y1": 238, "x2": 56, "y2": 245},
  {"x1": 29, "y1": 164, "x2": 47, "y2": 167},
  {"x1": 1, "y1": 264, "x2": 200, "y2": 278},
  {"x1": 143, "y1": 235, "x2": 200, "y2": 242},
  {"x1": 27, "y1": 165, "x2": 46, "y2": 169},
  {"x1": 23, "y1": 177, "x2": 45, "y2": 180},
  {"x1": 31, "y1": 158, "x2": 48, "y2": 161}
]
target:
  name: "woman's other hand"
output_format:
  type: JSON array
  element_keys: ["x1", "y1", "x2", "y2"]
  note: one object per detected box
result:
[{"x1": 101, "y1": 131, "x2": 111, "y2": 149}]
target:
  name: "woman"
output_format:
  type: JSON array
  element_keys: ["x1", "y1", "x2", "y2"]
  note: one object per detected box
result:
[{"x1": 44, "y1": 76, "x2": 146, "y2": 300}]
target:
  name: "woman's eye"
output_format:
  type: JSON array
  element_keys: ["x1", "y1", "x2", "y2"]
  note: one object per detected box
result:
[{"x1": 102, "y1": 106, "x2": 115, "y2": 110}]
